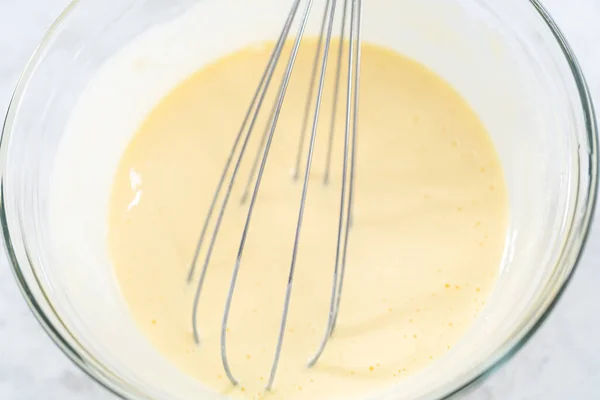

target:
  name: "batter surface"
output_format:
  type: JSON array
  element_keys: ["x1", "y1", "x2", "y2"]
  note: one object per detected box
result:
[{"x1": 108, "y1": 39, "x2": 508, "y2": 399}]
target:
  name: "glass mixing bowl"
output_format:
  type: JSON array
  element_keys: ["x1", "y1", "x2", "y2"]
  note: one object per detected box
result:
[{"x1": 1, "y1": 0, "x2": 597, "y2": 399}]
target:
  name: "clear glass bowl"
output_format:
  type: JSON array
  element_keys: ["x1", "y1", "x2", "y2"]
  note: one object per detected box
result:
[{"x1": 1, "y1": 0, "x2": 597, "y2": 399}]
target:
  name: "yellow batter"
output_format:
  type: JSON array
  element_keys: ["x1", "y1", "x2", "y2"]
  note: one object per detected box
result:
[{"x1": 108, "y1": 39, "x2": 508, "y2": 399}]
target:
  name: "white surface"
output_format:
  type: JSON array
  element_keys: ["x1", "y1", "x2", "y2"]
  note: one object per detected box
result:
[{"x1": 0, "y1": 0, "x2": 599, "y2": 399}]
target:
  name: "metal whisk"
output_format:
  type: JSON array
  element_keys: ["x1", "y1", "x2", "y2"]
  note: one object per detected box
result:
[{"x1": 186, "y1": 0, "x2": 363, "y2": 390}]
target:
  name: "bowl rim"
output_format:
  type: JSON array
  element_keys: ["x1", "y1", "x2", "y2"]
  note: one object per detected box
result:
[{"x1": 1, "y1": 0, "x2": 598, "y2": 399}]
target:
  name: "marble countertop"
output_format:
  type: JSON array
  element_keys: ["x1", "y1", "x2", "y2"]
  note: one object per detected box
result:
[{"x1": 1, "y1": 1, "x2": 599, "y2": 399}]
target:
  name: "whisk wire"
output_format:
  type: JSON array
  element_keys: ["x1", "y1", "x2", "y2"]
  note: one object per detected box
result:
[
  {"x1": 322, "y1": 0, "x2": 349, "y2": 185},
  {"x1": 188, "y1": 0, "x2": 363, "y2": 390},
  {"x1": 265, "y1": 0, "x2": 338, "y2": 389},
  {"x1": 307, "y1": 0, "x2": 356, "y2": 367},
  {"x1": 185, "y1": 8, "x2": 298, "y2": 284},
  {"x1": 239, "y1": 100, "x2": 278, "y2": 205},
  {"x1": 218, "y1": 0, "x2": 318, "y2": 388},
  {"x1": 291, "y1": 1, "x2": 332, "y2": 181},
  {"x1": 190, "y1": 0, "x2": 302, "y2": 345},
  {"x1": 332, "y1": 0, "x2": 363, "y2": 332}
]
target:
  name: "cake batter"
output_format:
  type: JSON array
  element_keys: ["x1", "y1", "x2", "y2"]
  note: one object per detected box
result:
[{"x1": 108, "y1": 39, "x2": 508, "y2": 399}]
